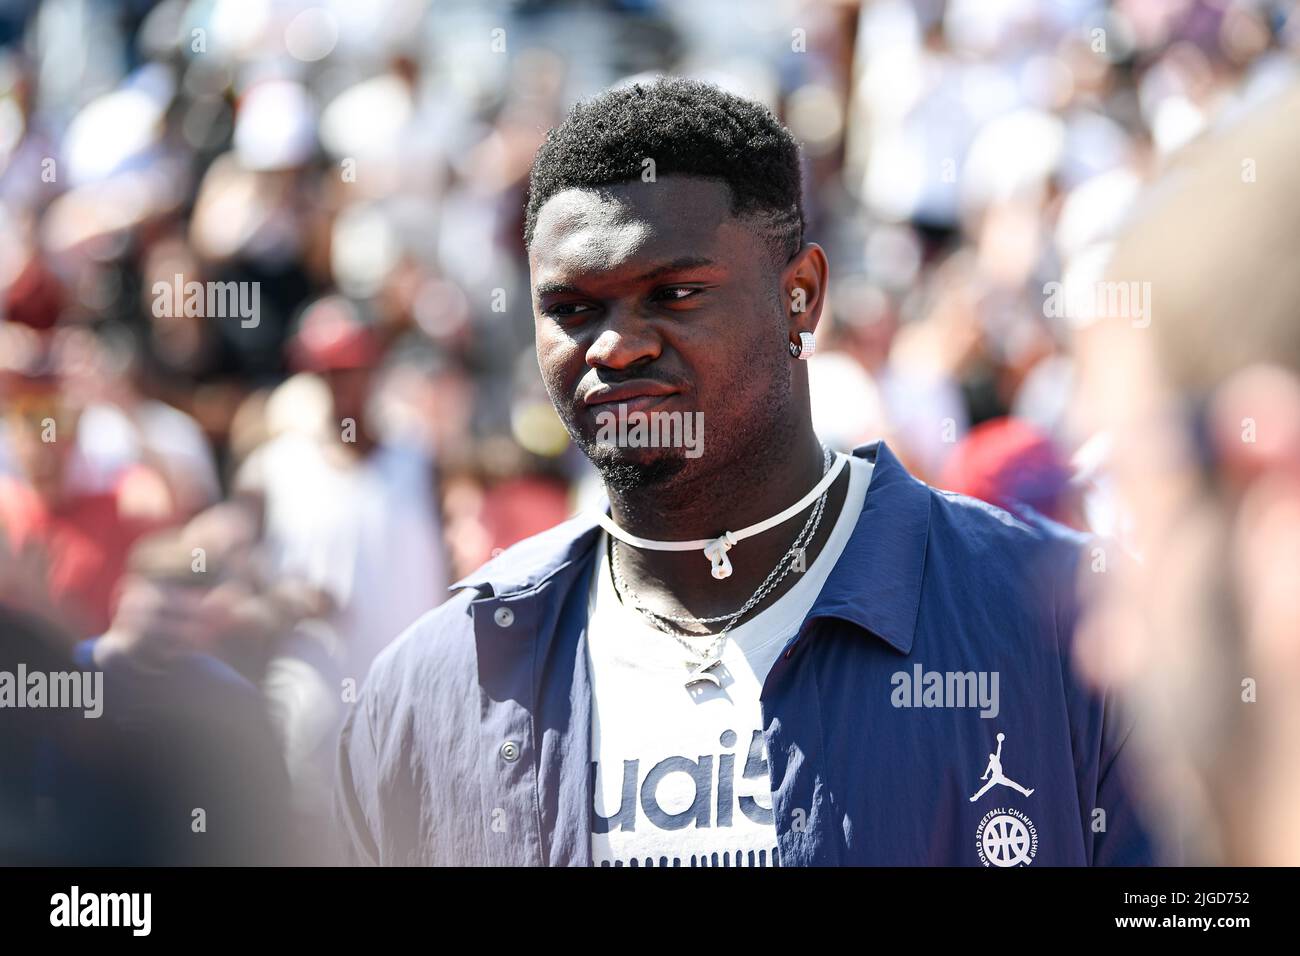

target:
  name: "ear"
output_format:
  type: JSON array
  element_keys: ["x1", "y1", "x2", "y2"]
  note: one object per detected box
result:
[{"x1": 781, "y1": 242, "x2": 829, "y2": 340}]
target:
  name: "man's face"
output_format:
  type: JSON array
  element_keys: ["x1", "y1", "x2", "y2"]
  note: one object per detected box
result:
[{"x1": 529, "y1": 175, "x2": 795, "y2": 490}]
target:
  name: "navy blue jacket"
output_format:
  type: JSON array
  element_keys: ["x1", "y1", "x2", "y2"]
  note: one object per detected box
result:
[{"x1": 336, "y1": 441, "x2": 1154, "y2": 866}]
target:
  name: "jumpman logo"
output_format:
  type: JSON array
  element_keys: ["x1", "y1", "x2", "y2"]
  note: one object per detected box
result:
[{"x1": 969, "y1": 732, "x2": 1034, "y2": 802}]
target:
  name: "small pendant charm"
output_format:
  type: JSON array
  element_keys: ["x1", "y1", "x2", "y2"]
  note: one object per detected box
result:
[
  {"x1": 703, "y1": 532, "x2": 736, "y2": 580},
  {"x1": 685, "y1": 658, "x2": 723, "y2": 689}
]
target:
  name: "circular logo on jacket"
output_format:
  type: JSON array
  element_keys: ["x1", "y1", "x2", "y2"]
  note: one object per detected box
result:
[{"x1": 976, "y1": 808, "x2": 1038, "y2": 867}]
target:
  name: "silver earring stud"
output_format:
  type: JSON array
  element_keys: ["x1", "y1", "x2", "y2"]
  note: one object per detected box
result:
[{"x1": 788, "y1": 331, "x2": 815, "y2": 360}]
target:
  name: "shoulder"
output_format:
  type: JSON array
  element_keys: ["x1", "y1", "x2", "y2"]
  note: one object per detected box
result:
[
  {"x1": 919, "y1": 486, "x2": 1093, "y2": 642},
  {"x1": 926, "y1": 485, "x2": 1088, "y2": 575}
]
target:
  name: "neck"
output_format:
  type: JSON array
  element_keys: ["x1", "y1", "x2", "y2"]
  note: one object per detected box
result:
[{"x1": 603, "y1": 425, "x2": 848, "y2": 625}]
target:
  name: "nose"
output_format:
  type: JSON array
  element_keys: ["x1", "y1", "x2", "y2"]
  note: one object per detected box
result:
[{"x1": 584, "y1": 312, "x2": 661, "y2": 371}]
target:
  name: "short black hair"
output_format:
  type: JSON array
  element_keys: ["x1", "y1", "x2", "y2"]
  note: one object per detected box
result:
[{"x1": 524, "y1": 77, "x2": 805, "y2": 262}]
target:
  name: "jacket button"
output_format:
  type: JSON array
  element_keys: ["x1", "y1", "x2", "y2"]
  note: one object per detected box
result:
[
  {"x1": 493, "y1": 607, "x2": 514, "y2": 628},
  {"x1": 500, "y1": 741, "x2": 520, "y2": 762}
]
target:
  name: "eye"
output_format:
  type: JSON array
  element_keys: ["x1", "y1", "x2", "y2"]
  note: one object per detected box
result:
[
  {"x1": 653, "y1": 285, "x2": 704, "y2": 303},
  {"x1": 544, "y1": 301, "x2": 595, "y2": 318}
]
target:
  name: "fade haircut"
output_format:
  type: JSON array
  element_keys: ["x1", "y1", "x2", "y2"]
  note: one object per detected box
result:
[{"x1": 525, "y1": 77, "x2": 805, "y2": 264}]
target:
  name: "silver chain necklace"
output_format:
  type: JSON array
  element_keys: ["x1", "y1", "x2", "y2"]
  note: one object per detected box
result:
[{"x1": 609, "y1": 445, "x2": 834, "y2": 688}]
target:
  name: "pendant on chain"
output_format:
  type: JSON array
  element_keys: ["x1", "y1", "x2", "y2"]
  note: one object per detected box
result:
[{"x1": 684, "y1": 657, "x2": 724, "y2": 689}]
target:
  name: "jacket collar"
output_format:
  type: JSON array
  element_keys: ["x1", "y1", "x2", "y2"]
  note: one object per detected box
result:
[
  {"x1": 450, "y1": 440, "x2": 930, "y2": 654},
  {"x1": 806, "y1": 440, "x2": 929, "y2": 655},
  {"x1": 449, "y1": 506, "x2": 602, "y2": 598}
]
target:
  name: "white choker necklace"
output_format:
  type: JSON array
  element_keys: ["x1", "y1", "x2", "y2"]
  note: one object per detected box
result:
[{"x1": 594, "y1": 450, "x2": 848, "y2": 581}]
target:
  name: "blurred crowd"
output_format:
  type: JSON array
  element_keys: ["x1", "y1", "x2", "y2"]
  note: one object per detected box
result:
[{"x1": 1, "y1": 0, "x2": 1298, "y2": 864}]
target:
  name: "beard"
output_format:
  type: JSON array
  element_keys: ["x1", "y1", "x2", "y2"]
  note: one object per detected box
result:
[
  {"x1": 590, "y1": 442, "x2": 691, "y2": 489},
  {"x1": 569, "y1": 421, "x2": 691, "y2": 489}
]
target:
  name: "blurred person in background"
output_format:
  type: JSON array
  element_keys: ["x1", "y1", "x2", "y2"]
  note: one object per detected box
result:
[
  {"x1": 2, "y1": 502, "x2": 306, "y2": 864},
  {"x1": 1073, "y1": 80, "x2": 1300, "y2": 866},
  {"x1": 180, "y1": 500, "x2": 346, "y2": 864},
  {"x1": 61, "y1": 322, "x2": 222, "y2": 520},
  {"x1": 235, "y1": 296, "x2": 449, "y2": 689},
  {"x1": 71, "y1": 512, "x2": 301, "y2": 864},
  {"x1": 939, "y1": 415, "x2": 1082, "y2": 527},
  {"x1": 0, "y1": 603, "x2": 127, "y2": 864},
  {"x1": 439, "y1": 439, "x2": 576, "y2": 581},
  {"x1": 0, "y1": 328, "x2": 173, "y2": 639}
]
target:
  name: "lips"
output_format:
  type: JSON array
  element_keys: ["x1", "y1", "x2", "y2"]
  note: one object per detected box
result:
[
  {"x1": 581, "y1": 379, "x2": 680, "y2": 408},
  {"x1": 590, "y1": 394, "x2": 678, "y2": 417}
]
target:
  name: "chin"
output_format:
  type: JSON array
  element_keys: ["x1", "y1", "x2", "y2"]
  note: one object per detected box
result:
[{"x1": 585, "y1": 441, "x2": 688, "y2": 492}]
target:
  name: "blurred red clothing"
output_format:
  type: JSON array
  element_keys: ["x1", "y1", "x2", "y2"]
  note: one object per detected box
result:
[
  {"x1": 480, "y1": 476, "x2": 572, "y2": 553},
  {"x1": 0, "y1": 475, "x2": 161, "y2": 636},
  {"x1": 938, "y1": 417, "x2": 1076, "y2": 526}
]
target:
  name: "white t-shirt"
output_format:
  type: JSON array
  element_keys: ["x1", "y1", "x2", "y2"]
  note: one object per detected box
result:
[{"x1": 587, "y1": 454, "x2": 873, "y2": 867}]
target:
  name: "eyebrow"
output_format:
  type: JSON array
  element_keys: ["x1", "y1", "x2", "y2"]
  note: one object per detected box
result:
[{"x1": 533, "y1": 256, "x2": 718, "y2": 298}]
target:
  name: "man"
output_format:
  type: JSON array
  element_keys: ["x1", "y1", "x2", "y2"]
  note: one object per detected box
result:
[
  {"x1": 1072, "y1": 82, "x2": 1300, "y2": 865},
  {"x1": 337, "y1": 77, "x2": 1152, "y2": 866},
  {"x1": 235, "y1": 296, "x2": 449, "y2": 686},
  {"x1": 0, "y1": 344, "x2": 168, "y2": 639},
  {"x1": 1, "y1": 523, "x2": 296, "y2": 865}
]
